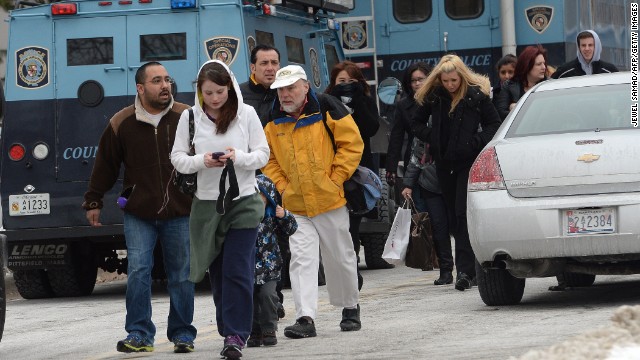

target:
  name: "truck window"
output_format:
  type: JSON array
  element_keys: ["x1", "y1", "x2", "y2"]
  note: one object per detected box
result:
[
  {"x1": 393, "y1": 0, "x2": 432, "y2": 24},
  {"x1": 67, "y1": 37, "x2": 114, "y2": 66},
  {"x1": 256, "y1": 30, "x2": 275, "y2": 47},
  {"x1": 286, "y1": 36, "x2": 305, "y2": 64},
  {"x1": 140, "y1": 33, "x2": 187, "y2": 61},
  {"x1": 325, "y1": 44, "x2": 339, "y2": 75},
  {"x1": 444, "y1": 0, "x2": 483, "y2": 20}
]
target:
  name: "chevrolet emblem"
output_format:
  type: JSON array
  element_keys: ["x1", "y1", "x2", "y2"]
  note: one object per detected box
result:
[{"x1": 577, "y1": 153, "x2": 600, "y2": 163}]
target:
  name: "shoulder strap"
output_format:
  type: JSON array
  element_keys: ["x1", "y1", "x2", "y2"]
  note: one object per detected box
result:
[
  {"x1": 188, "y1": 109, "x2": 195, "y2": 155},
  {"x1": 321, "y1": 117, "x2": 337, "y2": 154}
]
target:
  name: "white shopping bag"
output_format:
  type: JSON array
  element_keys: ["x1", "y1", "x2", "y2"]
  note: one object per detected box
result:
[{"x1": 382, "y1": 201, "x2": 412, "y2": 265}]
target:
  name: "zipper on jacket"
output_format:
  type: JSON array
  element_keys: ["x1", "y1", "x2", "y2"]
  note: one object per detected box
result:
[{"x1": 154, "y1": 127, "x2": 166, "y2": 215}]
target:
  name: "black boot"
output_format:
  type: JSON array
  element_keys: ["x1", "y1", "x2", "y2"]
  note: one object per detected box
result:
[{"x1": 434, "y1": 269, "x2": 453, "y2": 285}]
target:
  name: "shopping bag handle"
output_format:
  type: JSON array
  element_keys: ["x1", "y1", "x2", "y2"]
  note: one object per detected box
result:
[{"x1": 406, "y1": 197, "x2": 419, "y2": 214}]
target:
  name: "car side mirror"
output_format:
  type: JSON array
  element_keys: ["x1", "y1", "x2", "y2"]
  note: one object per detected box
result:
[{"x1": 377, "y1": 77, "x2": 403, "y2": 105}]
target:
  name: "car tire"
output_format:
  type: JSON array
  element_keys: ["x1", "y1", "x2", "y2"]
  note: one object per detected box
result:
[
  {"x1": 476, "y1": 260, "x2": 526, "y2": 306},
  {"x1": 563, "y1": 272, "x2": 596, "y2": 287},
  {"x1": 13, "y1": 269, "x2": 54, "y2": 299}
]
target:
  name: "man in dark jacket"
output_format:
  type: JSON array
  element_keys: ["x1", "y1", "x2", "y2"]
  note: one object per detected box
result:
[
  {"x1": 83, "y1": 62, "x2": 196, "y2": 354},
  {"x1": 239, "y1": 45, "x2": 280, "y2": 126},
  {"x1": 552, "y1": 30, "x2": 618, "y2": 79}
]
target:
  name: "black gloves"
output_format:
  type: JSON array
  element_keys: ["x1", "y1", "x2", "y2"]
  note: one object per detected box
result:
[{"x1": 330, "y1": 82, "x2": 364, "y2": 106}]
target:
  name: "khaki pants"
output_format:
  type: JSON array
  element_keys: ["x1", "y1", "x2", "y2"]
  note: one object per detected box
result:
[{"x1": 289, "y1": 206, "x2": 359, "y2": 320}]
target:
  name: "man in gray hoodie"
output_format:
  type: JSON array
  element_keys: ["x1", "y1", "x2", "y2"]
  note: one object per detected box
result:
[{"x1": 551, "y1": 30, "x2": 619, "y2": 79}]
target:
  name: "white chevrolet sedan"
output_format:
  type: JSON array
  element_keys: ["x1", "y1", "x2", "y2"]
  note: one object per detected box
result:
[{"x1": 468, "y1": 72, "x2": 639, "y2": 305}]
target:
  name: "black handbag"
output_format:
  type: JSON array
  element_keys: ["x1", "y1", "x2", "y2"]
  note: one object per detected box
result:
[{"x1": 173, "y1": 109, "x2": 197, "y2": 196}]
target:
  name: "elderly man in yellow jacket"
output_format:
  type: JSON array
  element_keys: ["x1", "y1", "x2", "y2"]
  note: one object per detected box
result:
[{"x1": 263, "y1": 65, "x2": 364, "y2": 339}]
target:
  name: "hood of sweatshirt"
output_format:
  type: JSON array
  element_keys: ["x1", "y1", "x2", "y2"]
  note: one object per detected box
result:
[{"x1": 576, "y1": 30, "x2": 603, "y2": 74}]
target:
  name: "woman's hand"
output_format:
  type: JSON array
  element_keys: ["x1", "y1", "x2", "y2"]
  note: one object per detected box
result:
[
  {"x1": 509, "y1": 103, "x2": 516, "y2": 111},
  {"x1": 219, "y1": 147, "x2": 236, "y2": 162},
  {"x1": 401, "y1": 187, "x2": 412, "y2": 200},
  {"x1": 203, "y1": 152, "x2": 225, "y2": 168}
]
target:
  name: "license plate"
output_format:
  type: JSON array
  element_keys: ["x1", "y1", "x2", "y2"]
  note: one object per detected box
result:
[
  {"x1": 9, "y1": 193, "x2": 50, "y2": 216},
  {"x1": 564, "y1": 208, "x2": 615, "y2": 235}
]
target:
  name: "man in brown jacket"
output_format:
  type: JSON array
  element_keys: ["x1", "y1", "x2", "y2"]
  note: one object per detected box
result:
[{"x1": 83, "y1": 62, "x2": 196, "y2": 354}]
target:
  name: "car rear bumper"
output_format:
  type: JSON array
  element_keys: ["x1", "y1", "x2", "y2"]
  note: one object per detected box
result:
[{"x1": 467, "y1": 190, "x2": 640, "y2": 263}]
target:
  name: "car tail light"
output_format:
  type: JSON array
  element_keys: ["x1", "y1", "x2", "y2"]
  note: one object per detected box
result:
[
  {"x1": 468, "y1": 146, "x2": 506, "y2": 191},
  {"x1": 51, "y1": 3, "x2": 78, "y2": 15},
  {"x1": 9, "y1": 143, "x2": 26, "y2": 161}
]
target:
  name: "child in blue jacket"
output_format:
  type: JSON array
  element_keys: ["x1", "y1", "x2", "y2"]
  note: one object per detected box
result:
[{"x1": 247, "y1": 174, "x2": 298, "y2": 347}]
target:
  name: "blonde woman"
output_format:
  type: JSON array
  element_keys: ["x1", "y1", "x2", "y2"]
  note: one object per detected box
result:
[{"x1": 409, "y1": 54, "x2": 501, "y2": 291}]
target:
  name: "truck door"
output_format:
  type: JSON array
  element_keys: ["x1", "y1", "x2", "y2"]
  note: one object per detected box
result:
[
  {"x1": 54, "y1": 16, "x2": 129, "y2": 182},
  {"x1": 436, "y1": 0, "x2": 497, "y2": 76},
  {"x1": 377, "y1": 0, "x2": 440, "y2": 79},
  {"x1": 54, "y1": 12, "x2": 198, "y2": 182}
]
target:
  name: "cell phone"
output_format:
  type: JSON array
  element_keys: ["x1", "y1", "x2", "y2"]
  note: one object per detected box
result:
[{"x1": 212, "y1": 151, "x2": 226, "y2": 159}]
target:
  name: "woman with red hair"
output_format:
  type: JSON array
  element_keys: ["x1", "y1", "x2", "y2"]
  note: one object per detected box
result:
[{"x1": 495, "y1": 45, "x2": 548, "y2": 120}]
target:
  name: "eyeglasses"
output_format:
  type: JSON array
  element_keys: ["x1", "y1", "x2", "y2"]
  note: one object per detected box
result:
[
  {"x1": 146, "y1": 77, "x2": 175, "y2": 85},
  {"x1": 411, "y1": 77, "x2": 427, "y2": 84}
]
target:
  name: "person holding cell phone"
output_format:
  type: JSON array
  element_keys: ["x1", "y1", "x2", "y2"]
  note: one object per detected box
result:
[{"x1": 171, "y1": 60, "x2": 269, "y2": 359}]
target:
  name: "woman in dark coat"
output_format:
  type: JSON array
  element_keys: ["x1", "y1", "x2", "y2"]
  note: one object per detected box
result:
[
  {"x1": 326, "y1": 61, "x2": 381, "y2": 278},
  {"x1": 385, "y1": 62, "x2": 432, "y2": 187},
  {"x1": 410, "y1": 54, "x2": 501, "y2": 291}
]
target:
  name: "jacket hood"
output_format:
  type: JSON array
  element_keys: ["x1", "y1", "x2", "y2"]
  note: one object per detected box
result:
[
  {"x1": 256, "y1": 174, "x2": 280, "y2": 217},
  {"x1": 576, "y1": 30, "x2": 602, "y2": 73},
  {"x1": 193, "y1": 60, "x2": 244, "y2": 115}
]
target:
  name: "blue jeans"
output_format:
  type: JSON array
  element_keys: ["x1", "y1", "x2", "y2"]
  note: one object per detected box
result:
[{"x1": 123, "y1": 213, "x2": 196, "y2": 344}]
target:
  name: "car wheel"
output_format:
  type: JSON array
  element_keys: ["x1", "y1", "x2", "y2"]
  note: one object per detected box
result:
[
  {"x1": 475, "y1": 260, "x2": 526, "y2": 306},
  {"x1": 563, "y1": 272, "x2": 596, "y2": 287}
]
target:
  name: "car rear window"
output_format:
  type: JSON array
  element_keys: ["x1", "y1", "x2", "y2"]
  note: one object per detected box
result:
[{"x1": 506, "y1": 83, "x2": 636, "y2": 137}]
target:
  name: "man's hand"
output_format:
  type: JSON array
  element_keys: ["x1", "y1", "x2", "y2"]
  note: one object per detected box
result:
[
  {"x1": 86, "y1": 209, "x2": 102, "y2": 227},
  {"x1": 275, "y1": 205, "x2": 285, "y2": 218}
]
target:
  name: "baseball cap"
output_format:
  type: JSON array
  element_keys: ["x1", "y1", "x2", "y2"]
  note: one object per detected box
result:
[{"x1": 270, "y1": 65, "x2": 307, "y2": 89}]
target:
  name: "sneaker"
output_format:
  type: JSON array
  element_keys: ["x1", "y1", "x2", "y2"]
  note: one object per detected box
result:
[
  {"x1": 220, "y1": 335, "x2": 244, "y2": 359},
  {"x1": 284, "y1": 317, "x2": 317, "y2": 339},
  {"x1": 246, "y1": 332, "x2": 262, "y2": 348},
  {"x1": 172, "y1": 336, "x2": 194, "y2": 353},
  {"x1": 340, "y1": 304, "x2": 361, "y2": 331},
  {"x1": 116, "y1": 334, "x2": 154, "y2": 353},
  {"x1": 262, "y1": 330, "x2": 277, "y2": 346},
  {"x1": 455, "y1": 273, "x2": 475, "y2": 291},
  {"x1": 277, "y1": 302, "x2": 285, "y2": 319}
]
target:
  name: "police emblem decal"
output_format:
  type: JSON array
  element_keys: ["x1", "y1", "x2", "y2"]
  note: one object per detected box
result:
[
  {"x1": 309, "y1": 48, "x2": 321, "y2": 88},
  {"x1": 205, "y1": 37, "x2": 240, "y2": 66},
  {"x1": 526, "y1": 6, "x2": 554, "y2": 34},
  {"x1": 16, "y1": 46, "x2": 49, "y2": 89},
  {"x1": 341, "y1": 20, "x2": 367, "y2": 50}
]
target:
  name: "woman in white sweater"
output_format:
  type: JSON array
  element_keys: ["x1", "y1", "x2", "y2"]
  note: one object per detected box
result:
[{"x1": 171, "y1": 60, "x2": 269, "y2": 359}]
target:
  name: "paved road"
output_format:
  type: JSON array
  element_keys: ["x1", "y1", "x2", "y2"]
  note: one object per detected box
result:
[{"x1": 2, "y1": 264, "x2": 639, "y2": 359}]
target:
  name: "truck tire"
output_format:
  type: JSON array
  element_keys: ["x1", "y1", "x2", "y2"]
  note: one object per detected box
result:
[
  {"x1": 361, "y1": 233, "x2": 393, "y2": 269},
  {"x1": 47, "y1": 243, "x2": 97, "y2": 297},
  {"x1": 0, "y1": 268, "x2": 4, "y2": 342},
  {"x1": 563, "y1": 272, "x2": 596, "y2": 287},
  {"x1": 13, "y1": 269, "x2": 54, "y2": 299},
  {"x1": 0, "y1": 242, "x2": 5, "y2": 341},
  {"x1": 359, "y1": 168, "x2": 394, "y2": 270},
  {"x1": 476, "y1": 260, "x2": 526, "y2": 306}
]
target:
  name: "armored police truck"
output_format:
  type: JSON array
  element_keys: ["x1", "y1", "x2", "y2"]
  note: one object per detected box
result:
[{"x1": 0, "y1": 0, "x2": 353, "y2": 299}]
